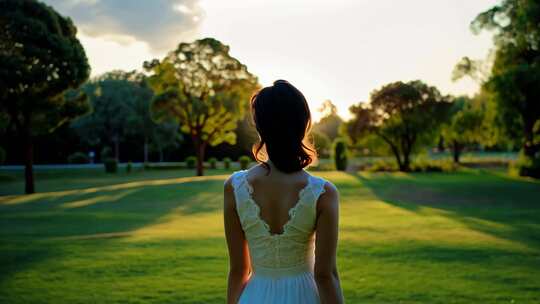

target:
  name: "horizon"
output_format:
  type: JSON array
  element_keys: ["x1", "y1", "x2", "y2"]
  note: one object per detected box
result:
[{"x1": 43, "y1": 0, "x2": 498, "y2": 121}]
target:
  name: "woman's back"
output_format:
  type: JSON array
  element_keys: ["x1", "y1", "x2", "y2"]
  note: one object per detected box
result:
[
  {"x1": 245, "y1": 164, "x2": 318, "y2": 235},
  {"x1": 227, "y1": 165, "x2": 327, "y2": 303}
]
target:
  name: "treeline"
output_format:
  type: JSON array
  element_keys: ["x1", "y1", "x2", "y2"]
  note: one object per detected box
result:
[
  {"x1": 1, "y1": 0, "x2": 539, "y2": 195},
  {"x1": 1, "y1": 70, "x2": 257, "y2": 166},
  {"x1": 332, "y1": 0, "x2": 539, "y2": 177},
  {"x1": 0, "y1": 1, "x2": 262, "y2": 193}
]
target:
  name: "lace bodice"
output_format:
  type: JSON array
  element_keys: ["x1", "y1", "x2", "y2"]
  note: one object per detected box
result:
[{"x1": 230, "y1": 170, "x2": 327, "y2": 273}]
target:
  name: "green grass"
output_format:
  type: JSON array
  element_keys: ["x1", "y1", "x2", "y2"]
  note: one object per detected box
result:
[{"x1": 1, "y1": 168, "x2": 539, "y2": 303}]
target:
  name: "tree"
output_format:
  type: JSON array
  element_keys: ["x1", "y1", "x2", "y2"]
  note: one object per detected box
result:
[
  {"x1": 312, "y1": 130, "x2": 331, "y2": 158},
  {"x1": 72, "y1": 72, "x2": 138, "y2": 161},
  {"x1": 206, "y1": 113, "x2": 259, "y2": 161},
  {"x1": 72, "y1": 70, "x2": 180, "y2": 163},
  {"x1": 144, "y1": 38, "x2": 259, "y2": 176},
  {"x1": 313, "y1": 100, "x2": 343, "y2": 141},
  {"x1": 455, "y1": 0, "x2": 540, "y2": 176},
  {"x1": 441, "y1": 96, "x2": 485, "y2": 163},
  {"x1": 120, "y1": 71, "x2": 180, "y2": 163},
  {"x1": 452, "y1": 53, "x2": 493, "y2": 84},
  {"x1": 149, "y1": 122, "x2": 182, "y2": 162},
  {"x1": 347, "y1": 81, "x2": 451, "y2": 171},
  {"x1": 0, "y1": 0, "x2": 90, "y2": 193},
  {"x1": 333, "y1": 138, "x2": 348, "y2": 171}
]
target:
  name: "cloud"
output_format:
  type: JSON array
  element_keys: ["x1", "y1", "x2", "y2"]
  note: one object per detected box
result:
[{"x1": 42, "y1": 0, "x2": 204, "y2": 53}]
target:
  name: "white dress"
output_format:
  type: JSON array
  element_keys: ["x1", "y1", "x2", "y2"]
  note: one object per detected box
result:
[{"x1": 229, "y1": 169, "x2": 327, "y2": 304}]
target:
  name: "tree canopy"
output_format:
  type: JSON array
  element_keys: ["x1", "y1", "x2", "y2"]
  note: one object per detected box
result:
[
  {"x1": 313, "y1": 100, "x2": 343, "y2": 141},
  {"x1": 144, "y1": 38, "x2": 259, "y2": 175},
  {"x1": 441, "y1": 96, "x2": 485, "y2": 163},
  {"x1": 347, "y1": 80, "x2": 451, "y2": 171},
  {"x1": 0, "y1": 0, "x2": 90, "y2": 193},
  {"x1": 71, "y1": 70, "x2": 180, "y2": 163},
  {"x1": 454, "y1": 0, "x2": 540, "y2": 176}
]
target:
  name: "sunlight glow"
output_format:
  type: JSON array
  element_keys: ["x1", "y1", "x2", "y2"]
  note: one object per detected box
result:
[
  {"x1": 65, "y1": 0, "x2": 499, "y2": 121},
  {"x1": 60, "y1": 189, "x2": 138, "y2": 209}
]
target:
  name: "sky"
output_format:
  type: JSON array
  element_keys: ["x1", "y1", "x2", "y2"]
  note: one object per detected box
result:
[{"x1": 43, "y1": 0, "x2": 499, "y2": 121}]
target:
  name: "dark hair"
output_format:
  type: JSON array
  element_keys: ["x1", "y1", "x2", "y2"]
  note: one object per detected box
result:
[{"x1": 251, "y1": 80, "x2": 317, "y2": 173}]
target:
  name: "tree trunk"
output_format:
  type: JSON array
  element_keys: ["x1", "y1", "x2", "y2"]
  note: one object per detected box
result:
[
  {"x1": 437, "y1": 135, "x2": 445, "y2": 152},
  {"x1": 452, "y1": 140, "x2": 462, "y2": 164},
  {"x1": 24, "y1": 128, "x2": 35, "y2": 194},
  {"x1": 389, "y1": 145, "x2": 403, "y2": 171},
  {"x1": 143, "y1": 140, "x2": 149, "y2": 164},
  {"x1": 401, "y1": 152, "x2": 411, "y2": 172},
  {"x1": 114, "y1": 137, "x2": 120, "y2": 161},
  {"x1": 399, "y1": 139, "x2": 411, "y2": 172},
  {"x1": 378, "y1": 133, "x2": 403, "y2": 171},
  {"x1": 196, "y1": 141, "x2": 206, "y2": 176},
  {"x1": 522, "y1": 112, "x2": 540, "y2": 157}
]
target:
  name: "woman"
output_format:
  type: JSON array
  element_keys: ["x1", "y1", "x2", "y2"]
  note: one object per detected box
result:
[{"x1": 223, "y1": 80, "x2": 344, "y2": 303}]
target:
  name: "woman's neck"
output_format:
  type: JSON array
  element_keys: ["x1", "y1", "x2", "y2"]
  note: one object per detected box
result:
[{"x1": 264, "y1": 159, "x2": 305, "y2": 176}]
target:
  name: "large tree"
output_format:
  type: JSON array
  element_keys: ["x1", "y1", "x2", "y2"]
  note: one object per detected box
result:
[
  {"x1": 144, "y1": 38, "x2": 259, "y2": 176},
  {"x1": 441, "y1": 96, "x2": 485, "y2": 163},
  {"x1": 149, "y1": 122, "x2": 182, "y2": 162},
  {"x1": 455, "y1": 0, "x2": 540, "y2": 176},
  {"x1": 206, "y1": 113, "x2": 259, "y2": 161},
  {"x1": 0, "y1": 0, "x2": 90, "y2": 193},
  {"x1": 313, "y1": 100, "x2": 343, "y2": 141},
  {"x1": 72, "y1": 70, "x2": 180, "y2": 162},
  {"x1": 116, "y1": 71, "x2": 180, "y2": 163},
  {"x1": 72, "y1": 72, "x2": 137, "y2": 161},
  {"x1": 347, "y1": 81, "x2": 451, "y2": 171}
]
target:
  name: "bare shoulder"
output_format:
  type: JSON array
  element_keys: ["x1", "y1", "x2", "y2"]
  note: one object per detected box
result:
[
  {"x1": 223, "y1": 173, "x2": 237, "y2": 210},
  {"x1": 317, "y1": 179, "x2": 339, "y2": 211},
  {"x1": 224, "y1": 174, "x2": 235, "y2": 191},
  {"x1": 322, "y1": 180, "x2": 338, "y2": 197}
]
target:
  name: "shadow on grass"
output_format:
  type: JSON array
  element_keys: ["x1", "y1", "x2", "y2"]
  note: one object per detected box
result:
[
  {"x1": 350, "y1": 170, "x2": 540, "y2": 251},
  {"x1": 0, "y1": 241, "x2": 61, "y2": 285},
  {"x1": 337, "y1": 239, "x2": 540, "y2": 303},
  {"x1": 340, "y1": 239, "x2": 534, "y2": 264},
  {"x1": 0, "y1": 174, "x2": 229, "y2": 287},
  {"x1": 0, "y1": 237, "x2": 229, "y2": 303},
  {"x1": 0, "y1": 176, "x2": 227, "y2": 238}
]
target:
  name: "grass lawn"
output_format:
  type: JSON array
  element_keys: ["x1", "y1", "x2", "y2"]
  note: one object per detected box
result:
[{"x1": 1, "y1": 167, "x2": 539, "y2": 303}]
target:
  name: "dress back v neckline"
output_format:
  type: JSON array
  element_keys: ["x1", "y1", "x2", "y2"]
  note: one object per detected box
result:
[{"x1": 241, "y1": 170, "x2": 312, "y2": 237}]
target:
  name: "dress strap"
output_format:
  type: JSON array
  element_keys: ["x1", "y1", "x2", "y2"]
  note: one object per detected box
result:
[
  {"x1": 229, "y1": 170, "x2": 251, "y2": 208},
  {"x1": 301, "y1": 175, "x2": 327, "y2": 206}
]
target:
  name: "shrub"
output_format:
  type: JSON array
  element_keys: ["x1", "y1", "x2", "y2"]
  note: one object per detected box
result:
[
  {"x1": 365, "y1": 159, "x2": 457, "y2": 173},
  {"x1": 0, "y1": 146, "x2": 5, "y2": 165},
  {"x1": 309, "y1": 160, "x2": 335, "y2": 171},
  {"x1": 512, "y1": 152, "x2": 540, "y2": 178},
  {"x1": 126, "y1": 161, "x2": 132, "y2": 173},
  {"x1": 312, "y1": 131, "x2": 331, "y2": 158},
  {"x1": 411, "y1": 159, "x2": 456, "y2": 172},
  {"x1": 223, "y1": 157, "x2": 232, "y2": 169},
  {"x1": 239, "y1": 155, "x2": 251, "y2": 170},
  {"x1": 333, "y1": 138, "x2": 348, "y2": 171},
  {"x1": 208, "y1": 157, "x2": 217, "y2": 169},
  {"x1": 67, "y1": 152, "x2": 89, "y2": 164},
  {"x1": 185, "y1": 156, "x2": 197, "y2": 169},
  {"x1": 144, "y1": 163, "x2": 184, "y2": 170},
  {"x1": 101, "y1": 146, "x2": 113, "y2": 160},
  {"x1": 103, "y1": 158, "x2": 118, "y2": 173},
  {"x1": 367, "y1": 159, "x2": 399, "y2": 172}
]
